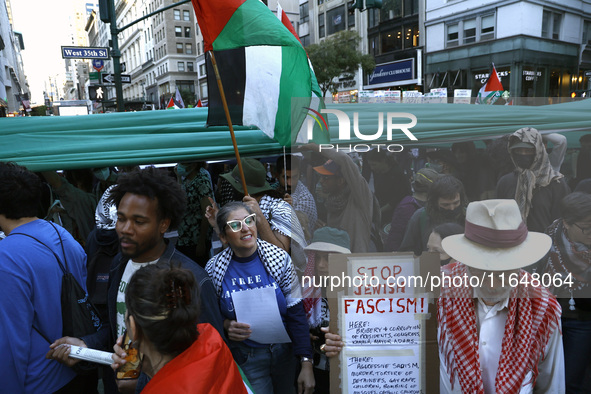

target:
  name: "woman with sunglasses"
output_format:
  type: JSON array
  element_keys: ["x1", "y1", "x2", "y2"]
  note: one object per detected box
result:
[
  {"x1": 110, "y1": 264, "x2": 247, "y2": 393},
  {"x1": 206, "y1": 201, "x2": 315, "y2": 394}
]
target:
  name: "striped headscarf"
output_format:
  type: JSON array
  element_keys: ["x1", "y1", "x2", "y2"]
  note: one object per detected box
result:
[{"x1": 509, "y1": 127, "x2": 563, "y2": 221}]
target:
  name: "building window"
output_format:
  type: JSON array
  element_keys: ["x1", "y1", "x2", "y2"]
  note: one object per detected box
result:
[
  {"x1": 174, "y1": 9, "x2": 181, "y2": 20},
  {"x1": 542, "y1": 10, "x2": 562, "y2": 40},
  {"x1": 381, "y1": 28, "x2": 402, "y2": 52},
  {"x1": 348, "y1": 6, "x2": 355, "y2": 29},
  {"x1": 177, "y1": 43, "x2": 183, "y2": 53},
  {"x1": 177, "y1": 81, "x2": 195, "y2": 95},
  {"x1": 447, "y1": 23, "x2": 459, "y2": 47},
  {"x1": 403, "y1": 0, "x2": 418, "y2": 17},
  {"x1": 327, "y1": 6, "x2": 345, "y2": 36},
  {"x1": 301, "y1": 34, "x2": 310, "y2": 47},
  {"x1": 370, "y1": 35, "x2": 379, "y2": 56},
  {"x1": 481, "y1": 15, "x2": 495, "y2": 41},
  {"x1": 404, "y1": 25, "x2": 419, "y2": 48},
  {"x1": 187, "y1": 62, "x2": 194, "y2": 72},
  {"x1": 178, "y1": 61, "x2": 185, "y2": 72},
  {"x1": 183, "y1": 10, "x2": 190, "y2": 21},
  {"x1": 584, "y1": 20, "x2": 591, "y2": 44},
  {"x1": 199, "y1": 63, "x2": 207, "y2": 76},
  {"x1": 446, "y1": 14, "x2": 494, "y2": 48},
  {"x1": 200, "y1": 82, "x2": 208, "y2": 99},
  {"x1": 368, "y1": 8, "x2": 379, "y2": 28},
  {"x1": 381, "y1": 0, "x2": 402, "y2": 22},
  {"x1": 300, "y1": 2, "x2": 309, "y2": 23},
  {"x1": 185, "y1": 27, "x2": 191, "y2": 37},
  {"x1": 175, "y1": 26, "x2": 182, "y2": 37},
  {"x1": 185, "y1": 43, "x2": 193, "y2": 54},
  {"x1": 463, "y1": 19, "x2": 476, "y2": 44},
  {"x1": 318, "y1": 14, "x2": 325, "y2": 38}
]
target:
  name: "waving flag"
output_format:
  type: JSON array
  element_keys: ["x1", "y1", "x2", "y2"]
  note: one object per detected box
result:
[
  {"x1": 175, "y1": 87, "x2": 185, "y2": 109},
  {"x1": 191, "y1": 0, "x2": 324, "y2": 146},
  {"x1": 477, "y1": 64, "x2": 504, "y2": 105},
  {"x1": 166, "y1": 97, "x2": 179, "y2": 110}
]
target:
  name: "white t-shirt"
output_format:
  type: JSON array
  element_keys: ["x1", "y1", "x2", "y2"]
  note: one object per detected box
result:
[{"x1": 116, "y1": 258, "x2": 158, "y2": 337}]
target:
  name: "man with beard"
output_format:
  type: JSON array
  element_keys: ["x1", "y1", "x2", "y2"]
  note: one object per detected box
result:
[
  {"x1": 438, "y1": 199, "x2": 564, "y2": 393},
  {"x1": 48, "y1": 167, "x2": 224, "y2": 393},
  {"x1": 399, "y1": 174, "x2": 467, "y2": 256},
  {"x1": 496, "y1": 127, "x2": 570, "y2": 232}
]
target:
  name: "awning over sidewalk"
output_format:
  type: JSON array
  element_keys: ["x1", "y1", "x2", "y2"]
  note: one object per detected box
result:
[{"x1": 1, "y1": 100, "x2": 590, "y2": 171}]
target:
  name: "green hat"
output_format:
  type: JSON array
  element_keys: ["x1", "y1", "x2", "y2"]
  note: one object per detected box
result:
[
  {"x1": 304, "y1": 227, "x2": 351, "y2": 254},
  {"x1": 220, "y1": 158, "x2": 274, "y2": 195}
]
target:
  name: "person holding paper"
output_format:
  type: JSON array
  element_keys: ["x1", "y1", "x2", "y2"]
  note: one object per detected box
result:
[
  {"x1": 110, "y1": 264, "x2": 247, "y2": 393},
  {"x1": 206, "y1": 201, "x2": 315, "y2": 394},
  {"x1": 302, "y1": 227, "x2": 351, "y2": 393}
]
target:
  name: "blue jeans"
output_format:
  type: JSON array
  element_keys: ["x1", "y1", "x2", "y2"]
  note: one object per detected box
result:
[
  {"x1": 231, "y1": 342, "x2": 296, "y2": 394},
  {"x1": 562, "y1": 318, "x2": 591, "y2": 394}
]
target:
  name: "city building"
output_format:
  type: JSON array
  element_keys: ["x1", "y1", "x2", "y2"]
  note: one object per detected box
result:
[
  {"x1": 0, "y1": 0, "x2": 30, "y2": 116},
  {"x1": 424, "y1": 0, "x2": 591, "y2": 99}
]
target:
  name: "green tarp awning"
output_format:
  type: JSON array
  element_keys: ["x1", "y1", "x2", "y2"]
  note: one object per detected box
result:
[{"x1": 1, "y1": 99, "x2": 590, "y2": 171}]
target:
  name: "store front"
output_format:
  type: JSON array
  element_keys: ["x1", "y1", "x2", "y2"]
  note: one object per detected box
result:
[{"x1": 425, "y1": 36, "x2": 579, "y2": 101}]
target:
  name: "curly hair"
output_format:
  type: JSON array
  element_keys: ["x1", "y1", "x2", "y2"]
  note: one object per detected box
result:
[
  {"x1": 126, "y1": 265, "x2": 200, "y2": 357},
  {"x1": 0, "y1": 162, "x2": 42, "y2": 220},
  {"x1": 108, "y1": 166, "x2": 186, "y2": 229}
]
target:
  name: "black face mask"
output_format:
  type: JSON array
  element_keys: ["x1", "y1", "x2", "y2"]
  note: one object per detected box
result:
[
  {"x1": 441, "y1": 205, "x2": 463, "y2": 220},
  {"x1": 513, "y1": 153, "x2": 535, "y2": 169},
  {"x1": 440, "y1": 257, "x2": 452, "y2": 266}
]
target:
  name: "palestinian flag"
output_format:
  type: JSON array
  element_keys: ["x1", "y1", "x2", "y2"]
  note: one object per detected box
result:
[
  {"x1": 477, "y1": 64, "x2": 504, "y2": 104},
  {"x1": 166, "y1": 97, "x2": 179, "y2": 109},
  {"x1": 191, "y1": 0, "x2": 325, "y2": 146}
]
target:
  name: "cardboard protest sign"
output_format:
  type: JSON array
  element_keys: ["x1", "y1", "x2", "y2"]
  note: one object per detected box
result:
[{"x1": 327, "y1": 252, "x2": 440, "y2": 394}]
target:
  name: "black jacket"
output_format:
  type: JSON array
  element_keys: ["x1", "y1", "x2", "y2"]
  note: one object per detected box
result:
[{"x1": 82, "y1": 240, "x2": 225, "y2": 350}]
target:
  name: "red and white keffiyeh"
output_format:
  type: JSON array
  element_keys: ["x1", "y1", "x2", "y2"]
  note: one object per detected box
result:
[{"x1": 438, "y1": 262, "x2": 561, "y2": 394}]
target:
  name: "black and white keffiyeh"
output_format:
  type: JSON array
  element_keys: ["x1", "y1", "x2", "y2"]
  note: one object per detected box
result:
[
  {"x1": 95, "y1": 185, "x2": 117, "y2": 230},
  {"x1": 258, "y1": 195, "x2": 308, "y2": 274},
  {"x1": 205, "y1": 238, "x2": 302, "y2": 308}
]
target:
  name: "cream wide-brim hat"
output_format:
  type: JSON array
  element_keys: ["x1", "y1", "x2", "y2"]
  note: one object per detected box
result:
[{"x1": 441, "y1": 199, "x2": 551, "y2": 271}]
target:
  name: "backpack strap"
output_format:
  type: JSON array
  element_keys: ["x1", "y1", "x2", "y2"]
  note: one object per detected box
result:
[{"x1": 8, "y1": 222, "x2": 70, "y2": 343}]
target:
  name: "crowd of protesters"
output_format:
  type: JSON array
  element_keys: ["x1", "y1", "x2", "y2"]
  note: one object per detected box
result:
[{"x1": 2, "y1": 127, "x2": 591, "y2": 393}]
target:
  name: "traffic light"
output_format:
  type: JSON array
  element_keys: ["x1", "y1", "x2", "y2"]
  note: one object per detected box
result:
[
  {"x1": 366, "y1": 0, "x2": 383, "y2": 9},
  {"x1": 99, "y1": 0, "x2": 111, "y2": 23},
  {"x1": 89, "y1": 85, "x2": 107, "y2": 101}
]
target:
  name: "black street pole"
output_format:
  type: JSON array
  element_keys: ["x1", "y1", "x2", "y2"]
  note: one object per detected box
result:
[
  {"x1": 107, "y1": 0, "x2": 125, "y2": 112},
  {"x1": 102, "y1": 0, "x2": 191, "y2": 113}
]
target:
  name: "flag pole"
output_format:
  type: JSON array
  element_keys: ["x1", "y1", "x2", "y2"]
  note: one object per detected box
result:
[
  {"x1": 283, "y1": 146, "x2": 287, "y2": 194},
  {"x1": 209, "y1": 51, "x2": 249, "y2": 196}
]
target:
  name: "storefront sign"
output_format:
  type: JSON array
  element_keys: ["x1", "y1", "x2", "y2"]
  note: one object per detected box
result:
[
  {"x1": 523, "y1": 70, "x2": 542, "y2": 81},
  {"x1": 368, "y1": 59, "x2": 415, "y2": 85},
  {"x1": 474, "y1": 70, "x2": 509, "y2": 84}
]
